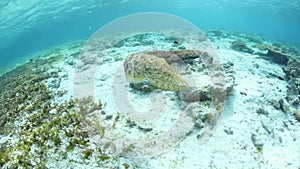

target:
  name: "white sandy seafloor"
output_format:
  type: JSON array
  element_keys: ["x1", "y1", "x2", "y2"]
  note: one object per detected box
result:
[
  {"x1": 96, "y1": 34, "x2": 299, "y2": 169},
  {"x1": 1, "y1": 30, "x2": 300, "y2": 169},
  {"x1": 69, "y1": 32, "x2": 300, "y2": 168}
]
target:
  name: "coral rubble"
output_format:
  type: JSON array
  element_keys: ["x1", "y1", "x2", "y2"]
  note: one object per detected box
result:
[
  {"x1": 256, "y1": 44, "x2": 290, "y2": 65},
  {"x1": 284, "y1": 60, "x2": 300, "y2": 106}
]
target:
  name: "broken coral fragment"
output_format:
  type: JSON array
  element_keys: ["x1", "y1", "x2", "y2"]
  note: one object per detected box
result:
[{"x1": 256, "y1": 44, "x2": 289, "y2": 64}]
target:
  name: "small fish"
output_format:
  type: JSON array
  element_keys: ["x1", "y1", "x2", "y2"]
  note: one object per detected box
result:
[{"x1": 123, "y1": 53, "x2": 189, "y2": 91}]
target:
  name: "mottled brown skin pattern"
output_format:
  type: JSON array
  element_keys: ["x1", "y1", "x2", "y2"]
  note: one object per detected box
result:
[
  {"x1": 124, "y1": 50, "x2": 226, "y2": 143},
  {"x1": 124, "y1": 52, "x2": 189, "y2": 91},
  {"x1": 123, "y1": 50, "x2": 206, "y2": 91}
]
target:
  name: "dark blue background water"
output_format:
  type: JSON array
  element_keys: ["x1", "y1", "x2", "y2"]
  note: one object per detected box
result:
[{"x1": 1, "y1": 0, "x2": 300, "y2": 69}]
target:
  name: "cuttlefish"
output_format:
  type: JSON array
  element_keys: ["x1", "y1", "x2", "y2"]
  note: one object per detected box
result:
[
  {"x1": 123, "y1": 49, "x2": 229, "y2": 144},
  {"x1": 123, "y1": 50, "x2": 202, "y2": 91}
]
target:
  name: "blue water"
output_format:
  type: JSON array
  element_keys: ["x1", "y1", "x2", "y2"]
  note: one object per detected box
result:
[{"x1": 1, "y1": 0, "x2": 300, "y2": 69}]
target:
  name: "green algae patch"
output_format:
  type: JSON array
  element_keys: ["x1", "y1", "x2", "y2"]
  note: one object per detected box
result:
[{"x1": 0, "y1": 52, "x2": 111, "y2": 168}]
